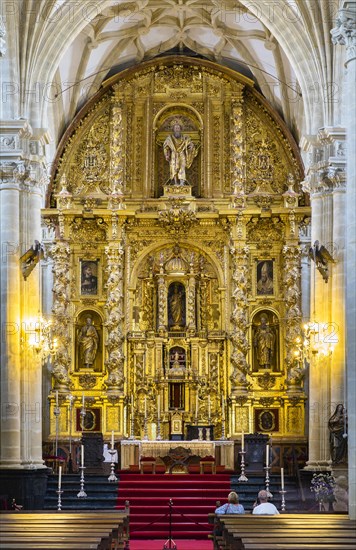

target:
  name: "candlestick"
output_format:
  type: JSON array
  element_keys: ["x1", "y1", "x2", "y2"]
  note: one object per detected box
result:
[
  {"x1": 108, "y1": 449, "x2": 118, "y2": 482},
  {"x1": 77, "y1": 465, "x2": 87, "y2": 498},
  {"x1": 281, "y1": 467, "x2": 284, "y2": 490},
  {"x1": 279, "y1": 489, "x2": 287, "y2": 511},
  {"x1": 111, "y1": 430, "x2": 114, "y2": 449},
  {"x1": 81, "y1": 445, "x2": 84, "y2": 467},
  {"x1": 238, "y1": 449, "x2": 248, "y2": 482},
  {"x1": 241, "y1": 430, "x2": 245, "y2": 452},
  {"x1": 266, "y1": 444, "x2": 269, "y2": 467},
  {"x1": 56, "y1": 488, "x2": 63, "y2": 511}
]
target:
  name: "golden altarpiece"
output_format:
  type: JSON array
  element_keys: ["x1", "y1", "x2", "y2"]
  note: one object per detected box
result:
[{"x1": 43, "y1": 57, "x2": 310, "y2": 465}]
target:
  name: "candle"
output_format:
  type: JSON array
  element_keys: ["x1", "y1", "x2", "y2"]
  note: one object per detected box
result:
[
  {"x1": 241, "y1": 430, "x2": 244, "y2": 451},
  {"x1": 157, "y1": 395, "x2": 160, "y2": 419},
  {"x1": 266, "y1": 444, "x2": 269, "y2": 467},
  {"x1": 55, "y1": 390, "x2": 58, "y2": 407},
  {"x1": 281, "y1": 467, "x2": 284, "y2": 490},
  {"x1": 208, "y1": 395, "x2": 211, "y2": 419},
  {"x1": 195, "y1": 394, "x2": 199, "y2": 418},
  {"x1": 82, "y1": 394, "x2": 85, "y2": 409},
  {"x1": 111, "y1": 430, "x2": 114, "y2": 449},
  {"x1": 81, "y1": 445, "x2": 84, "y2": 467},
  {"x1": 131, "y1": 394, "x2": 134, "y2": 413},
  {"x1": 221, "y1": 393, "x2": 225, "y2": 420},
  {"x1": 144, "y1": 396, "x2": 147, "y2": 418},
  {"x1": 58, "y1": 465, "x2": 62, "y2": 490}
]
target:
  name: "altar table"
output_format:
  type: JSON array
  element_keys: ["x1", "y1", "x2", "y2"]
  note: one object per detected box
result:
[{"x1": 120, "y1": 440, "x2": 234, "y2": 470}]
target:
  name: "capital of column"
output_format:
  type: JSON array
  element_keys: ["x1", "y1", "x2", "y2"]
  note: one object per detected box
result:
[{"x1": 331, "y1": 5, "x2": 356, "y2": 64}]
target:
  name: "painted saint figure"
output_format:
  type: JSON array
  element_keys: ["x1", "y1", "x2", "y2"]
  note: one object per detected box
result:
[
  {"x1": 254, "y1": 314, "x2": 275, "y2": 369},
  {"x1": 169, "y1": 284, "x2": 185, "y2": 328},
  {"x1": 78, "y1": 316, "x2": 99, "y2": 368},
  {"x1": 257, "y1": 261, "x2": 273, "y2": 295},
  {"x1": 163, "y1": 122, "x2": 198, "y2": 185}
]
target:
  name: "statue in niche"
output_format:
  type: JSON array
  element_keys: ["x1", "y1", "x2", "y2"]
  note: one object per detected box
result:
[
  {"x1": 78, "y1": 316, "x2": 99, "y2": 368},
  {"x1": 168, "y1": 283, "x2": 186, "y2": 329},
  {"x1": 253, "y1": 313, "x2": 276, "y2": 371},
  {"x1": 163, "y1": 121, "x2": 198, "y2": 185},
  {"x1": 328, "y1": 404, "x2": 348, "y2": 464}
]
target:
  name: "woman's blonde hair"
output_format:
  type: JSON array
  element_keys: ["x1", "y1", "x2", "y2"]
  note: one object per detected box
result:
[{"x1": 228, "y1": 491, "x2": 239, "y2": 504}]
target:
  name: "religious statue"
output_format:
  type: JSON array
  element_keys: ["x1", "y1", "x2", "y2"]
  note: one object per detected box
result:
[
  {"x1": 328, "y1": 404, "x2": 348, "y2": 464},
  {"x1": 163, "y1": 121, "x2": 198, "y2": 185},
  {"x1": 257, "y1": 261, "x2": 273, "y2": 295},
  {"x1": 169, "y1": 284, "x2": 185, "y2": 328},
  {"x1": 78, "y1": 316, "x2": 99, "y2": 368},
  {"x1": 253, "y1": 314, "x2": 276, "y2": 370}
]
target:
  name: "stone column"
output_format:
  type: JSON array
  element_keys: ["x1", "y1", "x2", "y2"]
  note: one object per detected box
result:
[
  {"x1": 0, "y1": 157, "x2": 22, "y2": 468},
  {"x1": 331, "y1": 1, "x2": 356, "y2": 519}
]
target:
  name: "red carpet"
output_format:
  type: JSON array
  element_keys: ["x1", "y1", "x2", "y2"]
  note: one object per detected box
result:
[
  {"x1": 129, "y1": 540, "x2": 213, "y2": 549},
  {"x1": 116, "y1": 473, "x2": 231, "y2": 540}
]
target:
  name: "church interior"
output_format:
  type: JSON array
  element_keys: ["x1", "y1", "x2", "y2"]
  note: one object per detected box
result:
[{"x1": 0, "y1": 0, "x2": 355, "y2": 546}]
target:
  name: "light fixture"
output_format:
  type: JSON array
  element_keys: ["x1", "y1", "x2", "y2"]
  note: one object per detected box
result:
[{"x1": 26, "y1": 316, "x2": 58, "y2": 357}]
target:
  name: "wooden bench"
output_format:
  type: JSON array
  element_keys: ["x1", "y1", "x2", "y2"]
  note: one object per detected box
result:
[
  {"x1": 208, "y1": 513, "x2": 356, "y2": 550},
  {"x1": 0, "y1": 511, "x2": 129, "y2": 550}
]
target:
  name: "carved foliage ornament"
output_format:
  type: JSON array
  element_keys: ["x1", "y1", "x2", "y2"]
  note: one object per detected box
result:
[
  {"x1": 158, "y1": 201, "x2": 197, "y2": 236},
  {"x1": 154, "y1": 65, "x2": 203, "y2": 93},
  {"x1": 69, "y1": 218, "x2": 108, "y2": 243},
  {"x1": 247, "y1": 217, "x2": 284, "y2": 245}
]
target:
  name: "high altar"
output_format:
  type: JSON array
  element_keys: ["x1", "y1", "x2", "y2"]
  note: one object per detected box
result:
[{"x1": 43, "y1": 57, "x2": 310, "y2": 462}]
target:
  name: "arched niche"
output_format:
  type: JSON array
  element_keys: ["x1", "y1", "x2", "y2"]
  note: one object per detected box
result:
[
  {"x1": 154, "y1": 106, "x2": 201, "y2": 198},
  {"x1": 75, "y1": 310, "x2": 103, "y2": 373},
  {"x1": 168, "y1": 282, "x2": 186, "y2": 330},
  {"x1": 251, "y1": 309, "x2": 280, "y2": 373}
]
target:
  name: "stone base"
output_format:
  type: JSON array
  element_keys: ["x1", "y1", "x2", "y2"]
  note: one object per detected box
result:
[{"x1": 0, "y1": 468, "x2": 51, "y2": 510}]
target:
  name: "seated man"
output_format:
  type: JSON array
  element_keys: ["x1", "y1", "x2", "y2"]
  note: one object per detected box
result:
[
  {"x1": 252, "y1": 489, "x2": 279, "y2": 515},
  {"x1": 215, "y1": 491, "x2": 245, "y2": 514}
]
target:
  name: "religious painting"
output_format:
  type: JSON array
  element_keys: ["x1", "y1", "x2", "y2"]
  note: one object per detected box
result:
[
  {"x1": 252, "y1": 310, "x2": 279, "y2": 372},
  {"x1": 76, "y1": 408, "x2": 101, "y2": 432},
  {"x1": 80, "y1": 260, "x2": 98, "y2": 295},
  {"x1": 254, "y1": 408, "x2": 279, "y2": 433},
  {"x1": 256, "y1": 260, "x2": 274, "y2": 295}
]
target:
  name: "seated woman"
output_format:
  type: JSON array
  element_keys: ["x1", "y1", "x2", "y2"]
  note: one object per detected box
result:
[{"x1": 215, "y1": 491, "x2": 245, "y2": 514}]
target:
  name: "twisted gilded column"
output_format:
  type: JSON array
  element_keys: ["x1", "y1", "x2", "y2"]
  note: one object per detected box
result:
[
  {"x1": 282, "y1": 246, "x2": 304, "y2": 390},
  {"x1": 187, "y1": 269, "x2": 196, "y2": 331},
  {"x1": 229, "y1": 245, "x2": 250, "y2": 392},
  {"x1": 104, "y1": 243, "x2": 125, "y2": 394},
  {"x1": 51, "y1": 241, "x2": 71, "y2": 390}
]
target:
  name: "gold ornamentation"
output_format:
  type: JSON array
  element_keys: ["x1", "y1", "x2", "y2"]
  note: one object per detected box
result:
[
  {"x1": 110, "y1": 100, "x2": 125, "y2": 194},
  {"x1": 257, "y1": 372, "x2": 276, "y2": 390},
  {"x1": 246, "y1": 217, "x2": 284, "y2": 245},
  {"x1": 78, "y1": 374, "x2": 97, "y2": 389},
  {"x1": 69, "y1": 217, "x2": 107, "y2": 243},
  {"x1": 50, "y1": 241, "x2": 72, "y2": 389},
  {"x1": 158, "y1": 200, "x2": 197, "y2": 236},
  {"x1": 259, "y1": 397, "x2": 275, "y2": 407},
  {"x1": 154, "y1": 66, "x2": 203, "y2": 94},
  {"x1": 230, "y1": 246, "x2": 250, "y2": 390}
]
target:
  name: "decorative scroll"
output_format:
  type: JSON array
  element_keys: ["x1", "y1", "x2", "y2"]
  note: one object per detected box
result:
[
  {"x1": 51, "y1": 241, "x2": 71, "y2": 388},
  {"x1": 230, "y1": 245, "x2": 250, "y2": 390},
  {"x1": 104, "y1": 244, "x2": 125, "y2": 393}
]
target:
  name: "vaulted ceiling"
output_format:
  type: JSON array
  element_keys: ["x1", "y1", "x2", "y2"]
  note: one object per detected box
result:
[{"x1": 14, "y1": 1, "x2": 339, "y2": 144}]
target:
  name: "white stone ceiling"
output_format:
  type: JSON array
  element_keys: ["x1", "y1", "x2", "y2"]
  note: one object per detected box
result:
[{"x1": 14, "y1": 1, "x2": 338, "y2": 142}]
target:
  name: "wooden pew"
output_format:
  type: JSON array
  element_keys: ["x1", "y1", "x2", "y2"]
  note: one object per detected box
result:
[
  {"x1": 208, "y1": 513, "x2": 356, "y2": 550},
  {"x1": 0, "y1": 511, "x2": 129, "y2": 550}
]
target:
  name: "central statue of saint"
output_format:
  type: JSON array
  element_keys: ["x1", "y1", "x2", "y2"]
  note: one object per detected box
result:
[{"x1": 163, "y1": 121, "x2": 198, "y2": 185}]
